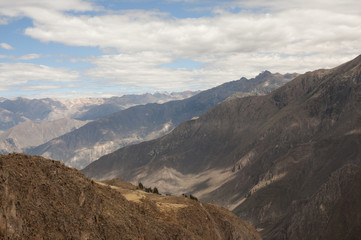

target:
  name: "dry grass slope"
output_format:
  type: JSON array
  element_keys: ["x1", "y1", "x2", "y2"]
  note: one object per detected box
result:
[{"x1": 0, "y1": 153, "x2": 261, "y2": 240}]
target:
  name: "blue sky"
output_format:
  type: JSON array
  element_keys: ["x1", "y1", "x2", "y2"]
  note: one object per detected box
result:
[{"x1": 0, "y1": 0, "x2": 360, "y2": 99}]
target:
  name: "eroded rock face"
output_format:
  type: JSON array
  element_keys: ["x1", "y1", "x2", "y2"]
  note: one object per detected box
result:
[{"x1": 0, "y1": 153, "x2": 261, "y2": 240}]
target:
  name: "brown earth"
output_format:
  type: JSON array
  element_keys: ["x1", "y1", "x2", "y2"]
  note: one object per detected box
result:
[{"x1": 0, "y1": 153, "x2": 261, "y2": 240}]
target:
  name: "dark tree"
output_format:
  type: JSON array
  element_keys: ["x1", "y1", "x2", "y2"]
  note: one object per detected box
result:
[
  {"x1": 153, "y1": 187, "x2": 159, "y2": 194},
  {"x1": 190, "y1": 194, "x2": 198, "y2": 201}
]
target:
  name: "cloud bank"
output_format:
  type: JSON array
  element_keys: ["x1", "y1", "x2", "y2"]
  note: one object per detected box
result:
[{"x1": 0, "y1": 0, "x2": 360, "y2": 98}]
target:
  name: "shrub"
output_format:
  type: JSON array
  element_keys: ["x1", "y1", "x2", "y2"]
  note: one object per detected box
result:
[
  {"x1": 190, "y1": 194, "x2": 198, "y2": 201},
  {"x1": 153, "y1": 187, "x2": 160, "y2": 194}
]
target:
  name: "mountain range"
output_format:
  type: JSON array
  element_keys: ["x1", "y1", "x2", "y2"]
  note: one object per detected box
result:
[
  {"x1": 28, "y1": 71, "x2": 296, "y2": 169},
  {"x1": 0, "y1": 153, "x2": 261, "y2": 240},
  {"x1": 0, "y1": 118, "x2": 89, "y2": 154},
  {"x1": 82, "y1": 55, "x2": 361, "y2": 239},
  {"x1": 0, "y1": 91, "x2": 197, "y2": 132},
  {"x1": 0, "y1": 91, "x2": 197, "y2": 154}
]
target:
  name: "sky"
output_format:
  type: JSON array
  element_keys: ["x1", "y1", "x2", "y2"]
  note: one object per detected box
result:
[{"x1": 0, "y1": 0, "x2": 360, "y2": 99}]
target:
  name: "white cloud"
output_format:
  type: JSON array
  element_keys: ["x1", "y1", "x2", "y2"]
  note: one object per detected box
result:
[
  {"x1": 0, "y1": 63, "x2": 80, "y2": 88},
  {"x1": 0, "y1": 43, "x2": 14, "y2": 50},
  {"x1": 0, "y1": 53, "x2": 42, "y2": 60},
  {"x1": 233, "y1": 0, "x2": 361, "y2": 14},
  {"x1": 166, "y1": 0, "x2": 199, "y2": 2},
  {"x1": 0, "y1": 17, "x2": 10, "y2": 24},
  {"x1": 0, "y1": 0, "x2": 360, "y2": 97},
  {"x1": 21, "y1": 84, "x2": 60, "y2": 91},
  {"x1": 17, "y1": 54, "x2": 42, "y2": 60},
  {"x1": 18, "y1": 4, "x2": 360, "y2": 59},
  {"x1": 59, "y1": 4, "x2": 360, "y2": 89},
  {"x1": 84, "y1": 52, "x2": 203, "y2": 90},
  {"x1": 0, "y1": 0, "x2": 94, "y2": 18}
]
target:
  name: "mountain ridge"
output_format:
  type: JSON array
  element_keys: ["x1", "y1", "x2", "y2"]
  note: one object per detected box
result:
[
  {"x1": 29, "y1": 72, "x2": 295, "y2": 169},
  {"x1": 0, "y1": 91, "x2": 198, "y2": 131},
  {"x1": 82, "y1": 54, "x2": 361, "y2": 239}
]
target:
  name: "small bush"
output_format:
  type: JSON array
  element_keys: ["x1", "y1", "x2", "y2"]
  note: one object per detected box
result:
[
  {"x1": 153, "y1": 187, "x2": 160, "y2": 194},
  {"x1": 145, "y1": 187, "x2": 152, "y2": 193},
  {"x1": 138, "y1": 183, "x2": 161, "y2": 195},
  {"x1": 190, "y1": 194, "x2": 198, "y2": 201}
]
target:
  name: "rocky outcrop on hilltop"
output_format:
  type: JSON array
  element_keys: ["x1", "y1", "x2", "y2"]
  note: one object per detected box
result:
[{"x1": 0, "y1": 153, "x2": 261, "y2": 240}]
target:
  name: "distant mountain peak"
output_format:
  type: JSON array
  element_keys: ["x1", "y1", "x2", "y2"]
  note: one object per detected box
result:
[{"x1": 259, "y1": 70, "x2": 272, "y2": 76}]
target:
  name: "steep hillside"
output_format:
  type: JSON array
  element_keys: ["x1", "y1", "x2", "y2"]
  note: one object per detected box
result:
[
  {"x1": 264, "y1": 164, "x2": 361, "y2": 240},
  {"x1": 82, "y1": 55, "x2": 361, "y2": 239},
  {"x1": 0, "y1": 118, "x2": 88, "y2": 154},
  {"x1": 29, "y1": 72, "x2": 294, "y2": 169},
  {"x1": 0, "y1": 153, "x2": 260, "y2": 240}
]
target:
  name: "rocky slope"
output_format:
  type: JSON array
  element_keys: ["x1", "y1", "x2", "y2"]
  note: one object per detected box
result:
[
  {"x1": 28, "y1": 72, "x2": 295, "y2": 169},
  {"x1": 0, "y1": 118, "x2": 88, "y2": 154},
  {"x1": 82, "y1": 55, "x2": 361, "y2": 239},
  {"x1": 0, "y1": 153, "x2": 261, "y2": 240},
  {"x1": 264, "y1": 164, "x2": 361, "y2": 240}
]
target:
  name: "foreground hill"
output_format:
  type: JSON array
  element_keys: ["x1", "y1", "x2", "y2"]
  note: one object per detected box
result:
[
  {"x1": 83, "y1": 55, "x2": 361, "y2": 239},
  {"x1": 0, "y1": 153, "x2": 260, "y2": 240},
  {"x1": 29, "y1": 72, "x2": 295, "y2": 169}
]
